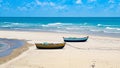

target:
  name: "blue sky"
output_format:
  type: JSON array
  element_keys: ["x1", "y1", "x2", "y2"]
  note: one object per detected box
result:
[{"x1": 0, "y1": 0, "x2": 120, "y2": 17}]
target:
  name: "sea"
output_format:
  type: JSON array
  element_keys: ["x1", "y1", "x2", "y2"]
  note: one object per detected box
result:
[{"x1": 0, "y1": 17, "x2": 120, "y2": 38}]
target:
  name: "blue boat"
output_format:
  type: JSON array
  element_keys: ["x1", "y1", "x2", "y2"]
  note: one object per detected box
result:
[{"x1": 63, "y1": 36, "x2": 89, "y2": 42}]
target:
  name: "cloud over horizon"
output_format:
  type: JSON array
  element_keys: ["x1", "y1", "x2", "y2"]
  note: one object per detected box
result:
[
  {"x1": 0, "y1": 0, "x2": 120, "y2": 17},
  {"x1": 76, "y1": 0, "x2": 82, "y2": 4}
]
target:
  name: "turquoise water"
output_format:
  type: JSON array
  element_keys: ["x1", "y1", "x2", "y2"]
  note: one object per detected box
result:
[{"x1": 0, "y1": 17, "x2": 120, "y2": 37}]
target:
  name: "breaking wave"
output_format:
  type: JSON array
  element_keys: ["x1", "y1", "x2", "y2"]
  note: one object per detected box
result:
[
  {"x1": 41, "y1": 22, "x2": 73, "y2": 27},
  {"x1": 0, "y1": 22, "x2": 120, "y2": 36},
  {"x1": 97, "y1": 24, "x2": 119, "y2": 27},
  {"x1": 105, "y1": 27, "x2": 120, "y2": 31}
]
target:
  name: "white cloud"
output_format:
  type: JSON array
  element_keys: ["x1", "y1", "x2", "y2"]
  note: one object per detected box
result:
[
  {"x1": 49, "y1": 2, "x2": 55, "y2": 6},
  {"x1": 35, "y1": 0, "x2": 55, "y2": 7},
  {"x1": 17, "y1": 0, "x2": 66, "y2": 11},
  {"x1": 88, "y1": 0, "x2": 96, "y2": 2},
  {"x1": 76, "y1": 0, "x2": 82, "y2": 4},
  {"x1": 55, "y1": 6, "x2": 66, "y2": 10},
  {"x1": 26, "y1": 2, "x2": 37, "y2": 9},
  {"x1": 108, "y1": 0, "x2": 114, "y2": 3},
  {"x1": 17, "y1": 7, "x2": 28, "y2": 11},
  {"x1": 17, "y1": 1, "x2": 38, "y2": 11},
  {"x1": 26, "y1": 3, "x2": 33, "y2": 8},
  {"x1": 36, "y1": 0, "x2": 42, "y2": 5}
]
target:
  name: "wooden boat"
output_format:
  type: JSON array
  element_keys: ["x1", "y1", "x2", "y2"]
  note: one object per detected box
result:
[
  {"x1": 35, "y1": 42, "x2": 66, "y2": 49},
  {"x1": 63, "y1": 36, "x2": 89, "y2": 42}
]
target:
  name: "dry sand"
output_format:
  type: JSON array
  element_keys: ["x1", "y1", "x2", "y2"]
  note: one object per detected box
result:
[{"x1": 0, "y1": 30, "x2": 120, "y2": 68}]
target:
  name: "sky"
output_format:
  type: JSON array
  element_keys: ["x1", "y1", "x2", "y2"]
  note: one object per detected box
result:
[{"x1": 0, "y1": 0, "x2": 120, "y2": 17}]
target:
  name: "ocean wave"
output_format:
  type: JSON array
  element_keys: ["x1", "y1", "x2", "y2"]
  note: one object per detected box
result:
[
  {"x1": 105, "y1": 27, "x2": 120, "y2": 30},
  {"x1": 3, "y1": 22, "x2": 10, "y2": 24},
  {"x1": 65, "y1": 25, "x2": 95, "y2": 30},
  {"x1": 103, "y1": 31, "x2": 120, "y2": 34},
  {"x1": 11, "y1": 23, "x2": 20, "y2": 25},
  {"x1": 41, "y1": 23, "x2": 62, "y2": 27},
  {"x1": 97, "y1": 24, "x2": 119, "y2": 27},
  {"x1": 1, "y1": 25, "x2": 12, "y2": 27},
  {"x1": 83, "y1": 22, "x2": 88, "y2": 25},
  {"x1": 97, "y1": 24, "x2": 103, "y2": 27},
  {"x1": 0, "y1": 22, "x2": 120, "y2": 34},
  {"x1": 53, "y1": 30, "x2": 69, "y2": 33},
  {"x1": 41, "y1": 22, "x2": 73, "y2": 27},
  {"x1": 2, "y1": 22, "x2": 22, "y2": 25},
  {"x1": 90, "y1": 29, "x2": 103, "y2": 32},
  {"x1": 89, "y1": 29, "x2": 120, "y2": 34},
  {"x1": 0, "y1": 22, "x2": 34, "y2": 28},
  {"x1": 10, "y1": 23, "x2": 31, "y2": 27},
  {"x1": 66, "y1": 27, "x2": 79, "y2": 30}
]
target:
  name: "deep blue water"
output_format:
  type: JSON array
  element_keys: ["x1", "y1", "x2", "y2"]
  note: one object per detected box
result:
[{"x1": 0, "y1": 17, "x2": 120, "y2": 37}]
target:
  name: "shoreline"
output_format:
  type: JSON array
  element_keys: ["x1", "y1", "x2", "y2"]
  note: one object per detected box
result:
[
  {"x1": 0, "y1": 41, "x2": 32, "y2": 64},
  {"x1": 0, "y1": 30, "x2": 120, "y2": 68},
  {"x1": 0, "y1": 30, "x2": 120, "y2": 39}
]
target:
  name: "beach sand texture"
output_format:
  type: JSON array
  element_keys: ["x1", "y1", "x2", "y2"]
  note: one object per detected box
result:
[{"x1": 0, "y1": 30, "x2": 120, "y2": 68}]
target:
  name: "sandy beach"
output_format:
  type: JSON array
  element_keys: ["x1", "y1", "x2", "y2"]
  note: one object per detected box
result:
[{"x1": 0, "y1": 30, "x2": 120, "y2": 68}]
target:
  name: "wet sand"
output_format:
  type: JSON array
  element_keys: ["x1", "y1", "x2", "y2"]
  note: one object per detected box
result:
[{"x1": 0, "y1": 41, "x2": 31, "y2": 64}]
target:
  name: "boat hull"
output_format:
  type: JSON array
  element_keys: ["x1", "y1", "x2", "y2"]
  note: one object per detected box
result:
[
  {"x1": 64, "y1": 39, "x2": 87, "y2": 42},
  {"x1": 35, "y1": 43, "x2": 65, "y2": 49},
  {"x1": 63, "y1": 36, "x2": 88, "y2": 42}
]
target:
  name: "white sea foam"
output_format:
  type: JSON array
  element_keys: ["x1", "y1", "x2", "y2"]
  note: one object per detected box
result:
[
  {"x1": 83, "y1": 22, "x2": 87, "y2": 25},
  {"x1": 97, "y1": 24, "x2": 102, "y2": 26},
  {"x1": 66, "y1": 27, "x2": 80, "y2": 30},
  {"x1": 1, "y1": 25, "x2": 11, "y2": 27},
  {"x1": 89, "y1": 29, "x2": 120, "y2": 34},
  {"x1": 0, "y1": 21, "x2": 120, "y2": 35},
  {"x1": 42, "y1": 23, "x2": 62, "y2": 27},
  {"x1": 106, "y1": 27, "x2": 120, "y2": 30},
  {"x1": 1, "y1": 22, "x2": 28, "y2": 27},
  {"x1": 54, "y1": 30, "x2": 68, "y2": 33},
  {"x1": 11, "y1": 23, "x2": 30, "y2": 27},
  {"x1": 103, "y1": 30, "x2": 120, "y2": 33},
  {"x1": 46, "y1": 23, "x2": 62, "y2": 26},
  {"x1": 90, "y1": 29, "x2": 103, "y2": 32},
  {"x1": 97, "y1": 24, "x2": 119, "y2": 27},
  {"x1": 11, "y1": 23, "x2": 20, "y2": 25},
  {"x1": 41, "y1": 22, "x2": 73, "y2": 27},
  {"x1": 3, "y1": 22, "x2": 10, "y2": 24}
]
